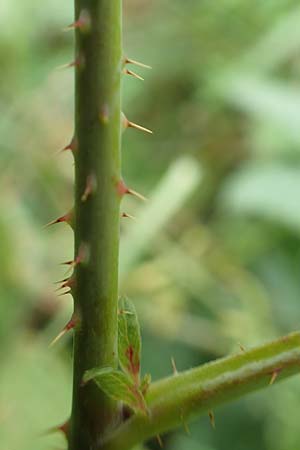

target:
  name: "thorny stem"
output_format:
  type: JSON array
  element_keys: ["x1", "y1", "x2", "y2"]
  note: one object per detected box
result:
[
  {"x1": 69, "y1": 1, "x2": 122, "y2": 449},
  {"x1": 54, "y1": 3, "x2": 300, "y2": 450},
  {"x1": 100, "y1": 332, "x2": 300, "y2": 450}
]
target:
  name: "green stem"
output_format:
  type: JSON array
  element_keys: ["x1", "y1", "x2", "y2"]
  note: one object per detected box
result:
[
  {"x1": 69, "y1": 1, "x2": 122, "y2": 449},
  {"x1": 101, "y1": 332, "x2": 300, "y2": 450}
]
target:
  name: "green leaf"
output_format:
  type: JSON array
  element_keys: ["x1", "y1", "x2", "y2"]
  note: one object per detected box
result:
[
  {"x1": 118, "y1": 297, "x2": 141, "y2": 383},
  {"x1": 83, "y1": 367, "x2": 148, "y2": 416}
]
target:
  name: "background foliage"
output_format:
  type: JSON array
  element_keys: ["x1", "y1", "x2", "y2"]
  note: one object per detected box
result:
[{"x1": 1, "y1": 1, "x2": 300, "y2": 449}]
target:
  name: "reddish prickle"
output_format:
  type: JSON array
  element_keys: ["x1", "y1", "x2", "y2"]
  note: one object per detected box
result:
[
  {"x1": 43, "y1": 419, "x2": 70, "y2": 439},
  {"x1": 65, "y1": 10, "x2": 91, "y2": 33},
  {"x1": 45, "y1": 209, "x2": 74, "y2": 228},
  {"x1": 116, "y1": 179, "x2": 130, "y2": 197},
  {"x1": 58, "y1": 54, "x2": 85, "y2": 71},
  {"x1": 49, "y1": 314, "x2": 79, "y2": 347},
  {"x1": 58, "y1": 420, "x2": 70, "y2": 437},
  {"x1": 116, "y1": 179, "x2": 147, "y2": 201},
  {"x1": 55, "y1": 276, "x2": 76, "y2": 292},
  {"x1": 61, "y1": 243, "x2": 90, "y2": 270},
  {"x1": 61, "y1": 136, "x2": 78, "y2": 153}
]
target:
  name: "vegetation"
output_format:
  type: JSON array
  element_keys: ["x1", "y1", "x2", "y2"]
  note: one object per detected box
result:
[{"x1": 1, "y1": 2, "x2": 300, "y2": 450}]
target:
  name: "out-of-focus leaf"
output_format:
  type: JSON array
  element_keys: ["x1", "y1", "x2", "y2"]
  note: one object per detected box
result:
[
  {"x1": 220, "y1": 164, "x2": 300, "y2": 233},
  {"x1": 0, "y1": 336, "x2": 70, "y2": 450},
  {"x1": 242, "y1": 6, "x2": 300, "y2": 72},
  {"x1": 218, "y1": 75, "x2": 300, "y2": 142},
  {"x1": 120, "y1": 157, "x2": 202, "y2": 277}
]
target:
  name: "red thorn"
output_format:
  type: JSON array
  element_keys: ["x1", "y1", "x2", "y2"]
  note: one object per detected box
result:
[
  {"x1": 58, "y1": 420, "x2": 69, "y2": 437},
  {"x1": 65, "y1": 10, "x2": 91, "y2": 33},
  {"x1": 49, "y1": 314, "x2": 78, "y2": 347},
  {"x1": 44, "y1": 209, "x2": 74, "y2": 228},
  {"x1": 43, "y1": 419, "x2": 70, "y2": 439},
  {"x1": 58, "y1": 54, "x2": 85, "y2": 71},
  {"x1": 116, "y1": 180, "x2": 147, "y2": 201},
  {"x1": 209, "y1": 410, "x2": 216, "y2": 429},
  {"x1": 55, "y1": 276, "x2": 76, "y2": 292},
  {"x1": 60, "y1": 136, "x2": 77, "y2": 154},
  {"x1": 61, "y1": 243, "x2": 90, "y2": 271},
  {"x1": 81, "y1": 174, "x2": 97, "y2": 202},
  {"x1": 62, "y1": 277, "x2": 75, "y2": 290},
  {"x1": 66, "y1": 19, "x2": 82, "y2": 30},
  {"x1": 47, "y1": 420, "x2": 69, "y2": 438}
]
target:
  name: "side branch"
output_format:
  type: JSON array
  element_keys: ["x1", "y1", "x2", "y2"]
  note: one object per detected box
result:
[{"x1": 101, "y1": 331, "x2": 300, "y2": 450}]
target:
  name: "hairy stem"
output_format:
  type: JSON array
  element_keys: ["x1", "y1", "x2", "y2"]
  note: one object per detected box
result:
[
  {"x1": 69, "y1": 1, "x2": 122, "y2": 449},
  {"x1": 101, "y1": 332, "x2": 300, "y2": 450}
]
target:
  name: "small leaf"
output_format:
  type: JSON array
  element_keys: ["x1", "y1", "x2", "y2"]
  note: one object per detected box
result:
[
  {"x1": 83, "y1": 367, "x2": 148, "y2": 415},
  {"x1": 118, "y1": 297, "x2": 141, "y2": 383}
]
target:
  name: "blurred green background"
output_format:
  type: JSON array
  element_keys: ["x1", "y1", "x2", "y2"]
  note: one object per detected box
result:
[{"x1": 1, "y1": 1, "x2": 300, "y2": 449}]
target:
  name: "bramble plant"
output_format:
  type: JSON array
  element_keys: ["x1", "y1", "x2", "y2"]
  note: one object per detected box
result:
[{"x1": 46, "y1": 2, "x2": 300, "y2": 450}]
